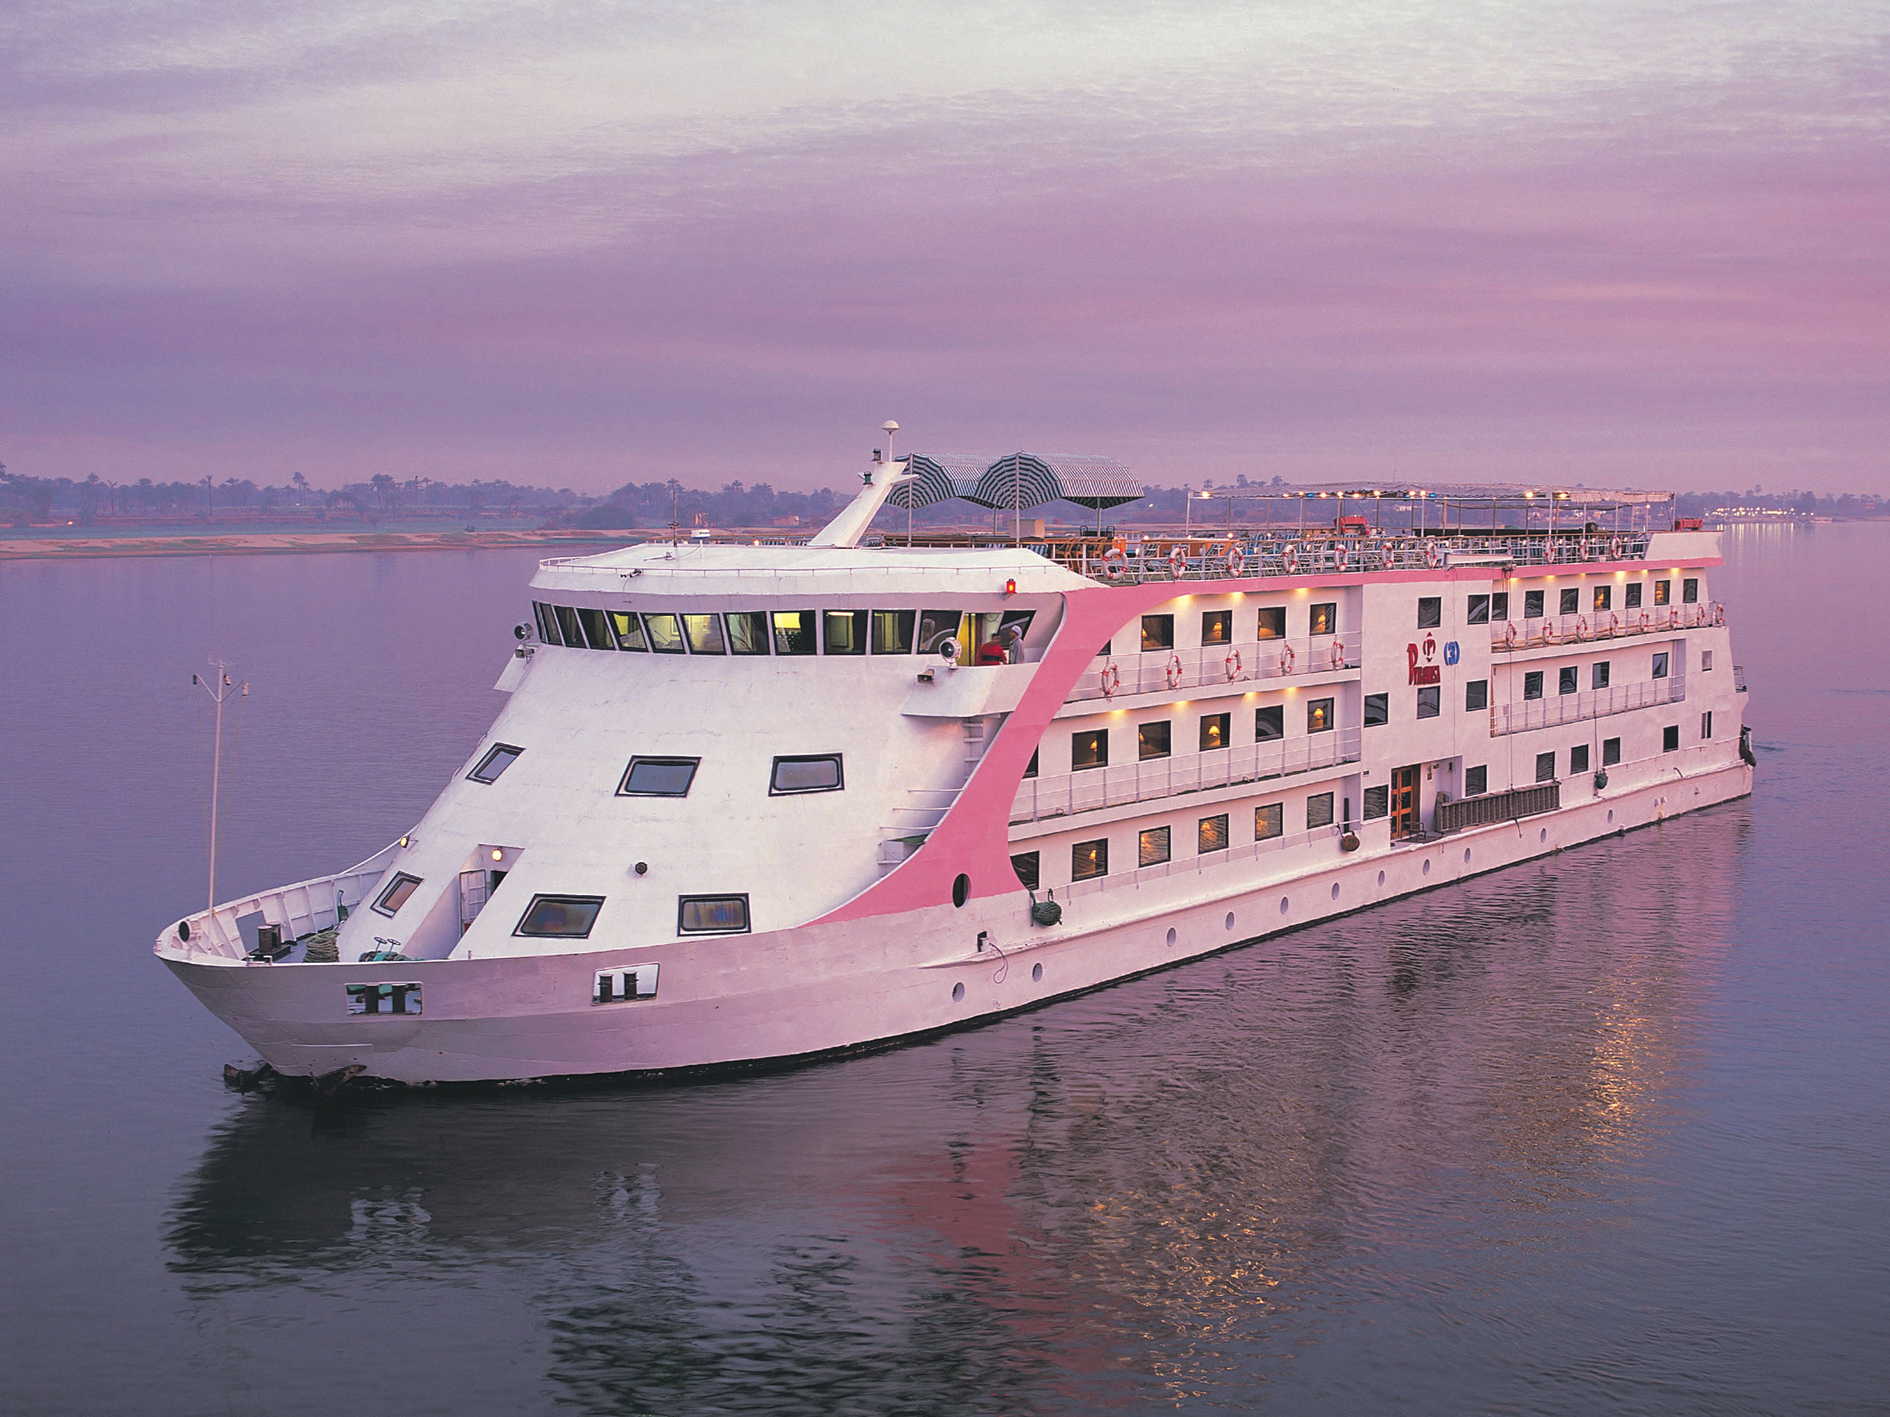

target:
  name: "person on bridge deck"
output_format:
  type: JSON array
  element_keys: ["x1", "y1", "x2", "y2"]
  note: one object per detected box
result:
[{"x1": 975, "y1": 634, "x2": 1009, "y2": 665}]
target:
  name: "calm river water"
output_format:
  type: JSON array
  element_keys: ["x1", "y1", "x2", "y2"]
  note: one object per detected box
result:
[{"x1": 1, "y1": 527, "x2": 1885, "y2": 1416}]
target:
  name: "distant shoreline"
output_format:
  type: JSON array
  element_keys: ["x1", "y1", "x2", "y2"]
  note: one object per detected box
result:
[{"x1": 0, "y1": 527, "x2": 639, "y2": 562}]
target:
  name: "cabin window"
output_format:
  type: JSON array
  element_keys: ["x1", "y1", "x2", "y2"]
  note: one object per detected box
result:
[
  {"x1": 554, "y1": 605, "x2": 583, "y2": 648},
  {"x1": 609, "y1": 610, "x2": 649, "y2": 651},
  {"x1": 533, "y1": 602, "x2": 559, "y2": 645},
  {"x1": 1072, "y1": 839, "x2": 1109, "y2": 881},
  {"x1": 1465, "y1": 680, "x2": 1488, "y2": 712},
  {"x1": 871, "y1": 610, "x2": 916, "y2": 654},
  {"x1": 1023, "y1": 747, "x2": 1039, "y2": 779},
  {"x1": 1256, "y1": 606, "x2": 1286, "y2": 640},
  {"x1": 682, "y1": 613, "x2": 726, "y2": 655},
  {"x1": 1603, "y1": 737, "x2": 1622, "y2": 765},
  {"x1": 373, "y1": 872, "x2": 423, "y2": 916},
  {"x1": 1140, "y1": 615, "x2": 1174, "y2": 652},
  {"x1": 1138, "y1": 722, "x2": 1171, "y2": 761},
  {"x1": 1072, "y1": 729, "x2": 1109, "y2": 770},
  {"x1": 726, "y1": 612, "x2": 769, "y2": 655},
  {"x1": 1306, "y1": 699, "x2": 1334, "y2": 734},
  {"x1": 771, "y1": 610, "x2": 818, "y2": 655},
  {"x1": 1306, "y1": 793, "x2": 1334, "y2": 829},
  {"x1": 1592, "y1": 662, "x2": 1611, "y2": 690},
  {"x1": 1416, "y1": 597, "x2": 1441, "y2": 629},
  {"x1": 1011, "y1": 852, "x2": 1040, "y2": 890},
  {"x1": 1255, "y1": 705, "x2": 1284, "y2": 741},
  {"x1": 1559, "y1": 667, "x2": 1578, "y2": 695},
  {"x1": 1255, "y1": 803, "x2": 1285, "y2": 840},
  {"x1": 1465, "y1": 765, "x2": 1488, "y2": 796},
  {"x1": 1524, "y1": 671, "x2": 1544, "y2": 700},
  {"x1": 619, "y1": 756, "x2": 700, "y2": 797},
  {"x1": 1198, "y1": 814, "x2": 1229, "y2": 853},
  {"x1": 1416, "y1": 686, "x2": 1441, "y2": 718},
  {"x1": 1652, "y1": 652, "x2": 1670, "y2": 680},
  {"x1": 1535, "y1": 752, "x2": 1556, "y2": 782},
  {"x1": 823, "y1": 610, "x2": 867, "y2": 655},
  {"x1": 1654, "y1": 579, "x2": 1671, "y2": 606},
  {"x1": 1683, "y1": 579, "x2": 1700, "y2": 604},
  {"x1": 516, "y1": 895, "x2": 604, "y2": 938},
  {"x1": 1625, "y1": 583, "x2": 1643, "y2": 608},
  {"x1": 1200, "y1": 713, "x2": 1230, "y2": 751},
  {"x1": 1201, "y1": 610, "x2": 1231, "y2": 646},
  {"x1": 1309, "y1": 602, "x2": 1337, "y2": 636},
  {"x1": 1524, "y1": 589, "x2": 1545, "y2": 619},
  {"x1": 770, "y1": 754, "x2": 844, "y2": 795},
  {"x1": 1138, "y1": 826, "x2": 1171, "y2": 868},
  {"x1": 1593, "y1": 585, "x2": 1612, "y2": 612},
  {"x1": 1364, "y1": 693, "x2": 1389, "y2": 727},
  {"x1": 1363, "y1": 786, "x2": 1389, "y2": 819},
  {"x1": 644, "y1": 613, "x2": 686, "y2": 654},
  {"x1": 1663, "y1": 725, "x2": 1680, "y2": 752},
  {"x1": 1491, "y1": 592, "x2": 1510, "y2": 620},
  {"x1": 676, "y1": 895, "x2": 749, "y2": 935},
  {"x1": 1571, "y1": 744, "x2": 1590, "y2": 774},
  {"x1": 1702, "y1": 710, "x2": 1713, "y2": 738},
  {"x1": 468, "y1": 744, "x2": 523, "y2": 784},
  {"x1": 1467, "y1": 594, "x2": 1491, "y2": 625},
  {"x1": 1701, "y1": 650, "x2": 1713, "y2": 671},
  {"x1": 917, "y1": 610, "x2": 962, "y2": 655},
  {"x1": 577, "y1": 608, "x2": 615, "y2": 650},
  {"x1": 1559, "y1": 588, "x2": 1580, "y2": 616}
]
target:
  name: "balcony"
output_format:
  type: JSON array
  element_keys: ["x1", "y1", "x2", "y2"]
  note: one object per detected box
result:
[
  {"x1": 1012, "y1": 727, "x2": 1362, "y2": 825},
  {"x1": 1490, "y1": 677, "x2": 1685, "y2": 737},
  {"x1": 1492, "y1": 603, "x2": 1721, "y2": 652},
  {"x1": 1068, "y1": 632, "x2": 1360, "y2": 705}
]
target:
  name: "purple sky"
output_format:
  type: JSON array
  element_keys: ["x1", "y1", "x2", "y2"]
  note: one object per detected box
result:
[{"x1": 5, "y1": 1, "x2": 1886, "y2": 493}]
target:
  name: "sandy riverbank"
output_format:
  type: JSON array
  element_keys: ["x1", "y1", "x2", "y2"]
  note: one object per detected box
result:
[{"x1": 0, "y1": 528, "x2": 639, "y2": 561}]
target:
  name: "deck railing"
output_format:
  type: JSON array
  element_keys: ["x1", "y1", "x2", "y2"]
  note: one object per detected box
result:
[
  {"x1": 155, "y1": 843, "x2": 400, "y2": 961},
  {"x1": 1492, "y1": 603, "x2": 1721, "y2": 650},
  {"x1": 1490, "y1": 677, "x2": 1686, "y2": 737},
  {"x1": 1433, "y1": 783, "x2": 1561, "y2": 834},
  {"x1": 1068, "y1": 632, "x2": 1360, "y2": 704}
]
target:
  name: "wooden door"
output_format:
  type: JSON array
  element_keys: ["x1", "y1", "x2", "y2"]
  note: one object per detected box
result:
[{"x1": 1390, "y1": 765, "x2": 1419, "y2": 838}]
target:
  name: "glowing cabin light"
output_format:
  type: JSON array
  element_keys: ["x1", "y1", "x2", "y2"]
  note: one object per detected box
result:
[{"x1": 491, "y1": 849, "x2": 504, "y2": 862}]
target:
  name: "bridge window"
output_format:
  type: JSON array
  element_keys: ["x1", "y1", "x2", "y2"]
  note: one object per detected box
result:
[
  {"x1": 771, "y1": 610, "x2": 817, "y2": 655},
  {"x1": 917, "y1": 610, "x2": 962, "y2": 655},
  {"x1": 577, "y1": 608, "x2": 614, "y2": 650},
  {"x1": 554, "y1": 605, "x2": 583, "y2": 648},
  {"x1": 677, "y1": 895, "x2": 749, "y2": 935},
  {"x1": 823, "y1": 610, "x2": 867, "y2": 654},
  {"x1": 726, "y1": 612, "x2": 769, "y2": 655},
  {"x1": 1138, "y1": 826, "x2": 1170, "y2": 867},
  {"x1": 1138, "y1": 722, "x2": 1171, "y2": 761},
  {"x1": 468, "y1": 744, "x2": 523, "y2": 784},
  {"x1": 516, "y1": 895, "x2": 604, "y2": 938},
  {"x1": 619, "y1": 756, "x2": 700, "y2": 797},
  {"x1": 871, "y1": 610, "x2": 916, "y2": 654},
  {"x1": 644, "y1": 613, "x2": 686, "y2": 654},
  {"x1": 609, "y1": 611, "x2": 649, "y2": 650},
  {"x1": 533, "y1": 602, "x2": 559, "y2": 644},
  {"x1": 683, "y1": 613, "x2": 726, "y2": 654},
  {"x1": 770, "y1": 754, "x2": 844, "y2": 795}
]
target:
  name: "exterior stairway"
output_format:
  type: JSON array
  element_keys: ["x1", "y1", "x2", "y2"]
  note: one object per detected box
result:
[{"x1": 876, "y1": 717, "x2": 996, "y2": 873}]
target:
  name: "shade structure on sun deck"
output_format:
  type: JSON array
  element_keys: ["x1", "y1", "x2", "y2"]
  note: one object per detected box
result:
[
  {"x1": 886, "y1": 454, "x2": 987, "y2": 510},
  {"x1": 965, "y1": 453, "x2": 1144, "y2": 511}
]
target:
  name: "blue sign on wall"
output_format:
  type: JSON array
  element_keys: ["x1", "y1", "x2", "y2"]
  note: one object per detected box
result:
[{"x1": 1443, "y1": 640, "x2": 1461, "y2": 665}]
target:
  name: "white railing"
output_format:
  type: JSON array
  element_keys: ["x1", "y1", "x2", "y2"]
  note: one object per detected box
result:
[
  {"x1": 1012, "y1": 727, "x2": 1363, "y2": 825},
  {"x1": 1062, "y1": 824, "x2": 1348, "y2": 899},
  {"x1": 1492, "y1": 604, "x2": 1720, "y2": 651},
  {"x1": 1069, "y1": 632, "x2": 1360, "y2": 704},
  {"x1": 1063, "y1": 532, "x2": 1653, "y2": 585},
  {"x1": 155, "y1": 842, "x2": 401, "y2": 961},
  {"x1": 1491, "y1": 676, "x2": 1686, "y2": 737}
]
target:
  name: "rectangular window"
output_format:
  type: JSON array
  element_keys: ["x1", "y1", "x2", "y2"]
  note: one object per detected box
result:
[
  {"x1": 1559, "y1": 588, "x2": 1580, "y2": 616},
  {"x1": 1592, "y1": 661, "x2": 1611, "y2": 690},
  {"x1": 726, "y1": 612, "x2": 769, "y2": 655},
  {"x1": 517, "y1": 894, "x2": 605, "y2": 938},
  {"x1": 1536, "y1": 752, "x2": 1556, "y2": 783},
  {"x1": 871, "y1": 610, "x2": 916, "y2": 654},
  {"x1": 1200, "y1": 610, "x2": 1231, "y2": 645},
  {"x1": 468, "y1": 744, "x2": 523, "y2": 783},
  {"x1": 577, "y1": 607, "x2": 615, "y2": 651},
  {"x1": 1255, "y1": 705, "x2": 1284, "y2": 741},
  {"x1": 1593, "y1": 585, "x2": 1612, "y2": 612},
  {"x1": 1024, "y1": 747, "x2": 1039, "y2": 779},
  {"x1": 1072, "y1": 839, "x2": 1109, "y2": 880},
  {"x1": 1491, "y1": 592, "x2": 1510, "y2": 621},
  {"x1": 1524, "y1": 670, "x2": 1544, "y2": 700},
  {"x1": 1465, "y1": 679, "x2": 1488, "y2": 712},
  {"x1": 1364, "y1": 692, "x2": 1389, "y2": 727},
  {"x1": 1140, "y1": 615, "x2": 1174, "y2": 652},
  {"x1": 1138, "y1": 826, "x2": 1171, "y2": 868},
  {"x1": 1011, "y1": 852, "x2": 1039, "y2": 890},
  {"x1": 1625, "y1": 583, "x2": 1643, "y2": 608},
  {"x1": 1465, "y1": 765, "x2": 1488, "y2": 796},
  {"x1": 1571, "y1": 744, "x2": 1590, "y2": 774},
  {"x1": 1200, "y1": 713, "x2": 1231, "y2": 751},
  {"x1": 822, "y1": 610, "x2": 867, "y2": 654},
  {"x1": 917, "y1": 609, "x2": 962, "y2": 656},
  {"x1": 1363, "y1": 785, "x2": 1389, "y2": 819},
  {"x1": 1524, "y1": 589, "x2": 1545, "y2": 619},
  {"x1": 1198, "y1": 814, "x2": 1230, "y2": 853},
  {"x1": 1702, "y1": 650, "x2": 1714, "y2": 671},
  {"x1": 771, "y1": 610, "x2": 818, "y2": 655},
  {"x1": 619, "y1": 756, "x2": 700, "y2": 797},
  {"x1": 644, "y1": 613, "x2": 686, "y2": 654},
  {"x1": 1256, "y1": 606, "x2": 1286, "y2": 640},
  {"x1": 1467, "y1": 594, "x2": 1491, "y2": 625},
  {"x1": 1683, "y1": 578, "x2": 1699, "y2": 604},
  {"x1": 554, "y1": 605, "x2": 583, "y2": 648},
  {"x1": 1309, "y1": 602, "x2": 1337, "y2": 636},
  {"x1": 1306, "y1": 698, "x2": 1334, "y2": 734},
  {"x1": 533, "y1": 601, "x2": 560, "y2": 646},
  {"x1": 1559, "y1": 667, "x2": 1578, "y2": 695},
  {"x1": 1138, "y1": 721, "x2": 1172, "y2": 761},
  {"x1": 1701, "y1": 710, "x2": 1713, "y2": 739},
  {"x1": 373, "y1": 872, "x2": 423, "y2": 916},
  {"x1": 1654, "y1": 579, "x2": 1670, "y2": 606},
  {"x1": 1306, "y1": 792, "x2": 1335, "y2": 829},
  {"x1": 1255, "y1": 803, "x2": 1284, "y2": 839},
  {"x1": 676, "y1": 895, "x2": 749, "y2": 935},
  {"x1": 1663, "y1": 725, "x2": 1680, "y2": 752},
  {"x1": 1072, "y1": 728, "x2": 1109, "y2": 770},
  {"x1": 345, "y1": 981, "x2": 421, "y2": 1016},
  {"x1": 609, "y1": 610, "x2": 649, "y2": 651},
  {"x1": 1603, "y1": 737, "x2": 1621, "y2": 765},
  {"x1": 1417, "y1": 597, "x2": 1441, "y2": 629},
  {"x1": 769, "y1": 754, "x2": 844, "y2": 794},
  {"x1": 1416, "y1": 685, "x2": 1441, "y2": 718},
  {"x1": 682, "y1": 613, "x2": 726, "y2": 654},
  {"x1": 1652, "y1": 652, "x2": 1670, "y2": 679}
]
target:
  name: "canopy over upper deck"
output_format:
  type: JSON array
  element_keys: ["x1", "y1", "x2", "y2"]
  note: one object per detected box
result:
[{"x1": 887, "y1": 453, "x2": 1144, "y2": 512}]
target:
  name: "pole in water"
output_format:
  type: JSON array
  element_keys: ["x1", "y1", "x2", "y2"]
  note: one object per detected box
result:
[{"x1": 193, "y1": 658, "x2": 248, "y2": 912}]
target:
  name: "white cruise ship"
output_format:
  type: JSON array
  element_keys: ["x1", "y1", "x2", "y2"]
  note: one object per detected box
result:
[{"x1": 158, "y1": 456, "x2": 1753, "y2": 1087}]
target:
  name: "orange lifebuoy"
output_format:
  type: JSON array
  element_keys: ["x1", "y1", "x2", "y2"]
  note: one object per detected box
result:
[
  {"x1": 1280, "y1": 642, "x2": 1297, "y2": 675},
  {"x1": 1102, "y1": 551, "x2": 1127, "y2": 580},
  {"x1": 1505, "y1": 621, "x2": 1519, "y2": 648},
  {"x1": 1282, "y1": 544, "x2": 1300, "y2": 575},
  {"x1": 1330, "y1": 639, "x2": 1345, "y2": 669},
  {"x1": 1169, "y1": 545, "x2": 1188, "y2": 578},
  {"x1": 1669, "y1": 608, "x2": 1680, "y2": 629},
  {"x1": 1225, "y1": 648, "x2": 1243, "y2": 681},
  {"x1": 1226, "y1": 547, "x2": 1245, "y2": 577},
  {"x1": 1713, "y1": 602, "x2": 1725, "y2": 626},
  {"x1": 1576, "y1": 616, "x2": 1590, "y2": 641},
  {"x1": 1608, "y1": 612, "x2": 1620, "y2": 636},
  {"x1": 1425, "y1": 541, "x2": 1443, "y2": 569},
  {"x1": 1101, "y1": 662, "x2": 1121, "y2": 698},
  {"x1": 1165, "y1": 652, "x2": 1184, "y2": 689}
]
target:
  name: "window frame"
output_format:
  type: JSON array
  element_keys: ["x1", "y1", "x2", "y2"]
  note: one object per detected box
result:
[
  {"x1": 1255, "y1": 704, "x2": 1285, "y2": 741},
  {"x1": 1683, "y1": 578, "x2": 1699, "y2": 604},
  {"x1": 675, "y1": 894, "x2": 751, "y2": 936},
  {"x1": 768, "y1": 753, "x2": 845, "y2": 796},
  {"x1": 770, "y1": 610, "x2": 819, "y2": 656},
  {"x1": 822, "y1": 609, "x2": 868, "y2": 655},
  {"x1": 1416, "y1": 597, "x2": 1442, "y2": 629},
  {"x1": 1308, "y1": 602, "x2": 1337, "y2": 636},
  {"x1": 1200, "y1": 610, "x2": 1232, "y2": 646},
  {"x1": 1602, "y1": 737, "x2": 1622, "y2": 766},
  {"x1": 1140, "y1": 614, "x2": 1174, "y2": 652},
  {"x1": 1652, "y1": 652, "x2": 1670, "y2": 680},
  {"x1": 1255, "y1": 802, "x2": 1285, "y2": 840},
  {"x1": 916, "y1": 609, "x2": 962, "y2": 656},
  {"x1": 1625, "y1": 583, "x2": 1643, "y2": 608},
  {"x1": 1138, "y1": 826, "x2": 1171, "y2": 868},
  {"x1": 1571, "y1": 744, "x2": 1591, "y2": 774},
  {"x1": 1524, "y1": 670, "x2": 1544, "y2": 700},
  {"x1": 1199, "y1": 712, "x2": 1231, "y2": 752},
  {"x1": 1559, "y1": 587, "x2": 1580, "y2": 616},
  {"x1": 554, "y1": 605, "x2": 583, "y2": 648},
  {"x1": 1592, "y1": 661, "x2": 1611, "y2": 690},
  {"x1": 1593, "y1": 585, "x2": 1612, "y2": 612},
  {"x1": 1011, "y1": 852, "x2": 1040, "y2": 890},
  {"x1": 609, "y1": 610, "x2": 649, "y2": 651},
  {"x1": 1255, "y1": 606, "x2": 1286, "y2": 640},
  {"x1": 871, "y1": 610, "x2": 917, "y2": 654},
  {"x1": 1364, "y1": 692, "x2": 1389, "y2": 727},
  {"x1": 1071, "y1": 838, "x2": 1109, "y2": 881},
  {"x1": 1362, "y1": 785, "x2": 1389, "y2": 820},
  {"x1": 468, "y1": 743, "x2": 524, "y2": 784},
  {"x1": 1137, "y1": 721, "x2": 1172, "y2": 761},
  {"x1": 1465, "y1": 679, "x2": 1489, "y2": 712},
  {"x1": 681, "y1": 612, "x2": 727, "y2": 655},
  {"x1": 1558, "y1": 666, "x2": 1578, "y2": 696},
  {"x1": 1416, "y1": 685, "x2": 1441, "y2": 718},
  {"x1": 1524, "y1": 589, "x2": 1545, "y2": 619},
  {"x1": 725, "y1": 611, "x2": 770, "y2": 656},
  {"x1": 1653, "y1": 579, "x2": 1671, "y2": 606},
  {"x1": 643, "y1": 612, "x2": 687, "y2": 654},
  {"x1": 1464, "y1": 765, "x2": 1488, "y2": 796},
  {"x1": 1306, "y1": 698, "x2": 1335, "y2": 734},
  {"x1": 1072, "y1": 728, "x2": 1109, "y2": 771},
  {"x1": 1466, "y1": 594, "x2": 1491, "y2": 625},
  {"x1": 1198, "y1": 814, "x2": 1230, "y2": 854},
  {"x1": 1663, "y1": 724, "x2": 1680, "y2": 752},
  {"x1": 617, "y1": 756, "x2": 702, "y2": 798},
  {"x1": 577, "y1": 607, "x2": 615, "y2": 650},
  {"x1": 1535, "y1": 752, "x2": 1556, "y2": 783},
  {"x1": 1306, "y1": 792, "x2": 1335, "y2": 829},
  {"x1": 515, "y1": 893, "x2": 605, "y2": 939},
  {"x1": 1491, "y1": 592, "x2": 1510, "y2": 621},
  {"x1": 373, "y1": 872, "x2": 423, "y2": 917}
]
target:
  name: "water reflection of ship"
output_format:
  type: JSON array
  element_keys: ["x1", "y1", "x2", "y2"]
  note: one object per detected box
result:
[{"x1": 169, "y1": 807, "x2": 1743, "y2": 1413}]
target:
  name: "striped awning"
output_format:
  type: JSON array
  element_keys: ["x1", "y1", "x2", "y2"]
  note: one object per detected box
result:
[
  {"x1": 885, "y1": 453, "x2": 986, "y2": 509},
  {"x1": 963, "y1": 453, "x2": 1143, "y2": 511}
]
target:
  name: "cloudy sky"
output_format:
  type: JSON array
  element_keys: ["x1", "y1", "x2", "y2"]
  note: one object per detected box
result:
[{"x1": 4, "y1": 0, "x2": 1886, "y2": 492}]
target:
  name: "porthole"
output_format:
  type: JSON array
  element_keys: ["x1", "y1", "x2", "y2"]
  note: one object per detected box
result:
[
  {"x1": 952, "y1": 982, "x2": 965, "y2": 1002},
  {"x1": 1539, "y1": 828, "x2": 1548, "y2": 843},
  {"x1": 1224, "y1": 912, "x2": 1236, "y2": 931},
  {"x1": 1279, "y1": 896, "x2": 1290, "y2": 915},
  {"x1": 1031, "y1": 963, "x2": 1043, "y2": 983},
  {"x1": 1608, "y1": 809, "x2": 1615, "y2": 823},
  {"x1": 951, "y1": 873, "x2": 970, "y2": 908},
  {"x1": 1376, "y1": 870, "x2": 1386, "y2": 887},
  {"x1": 1165, "y1": 927, "x2": 1178, "y2": 946},
  {"x1": 1330, "y1": 882, "x2": 1340, "y2": 900},
  {"x1": 1463, "y1": 848, "x2": 1471, "y2": 864},
  {"x1": 1422, "y1": 859, "x2": 1431, "y2": 876}
]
